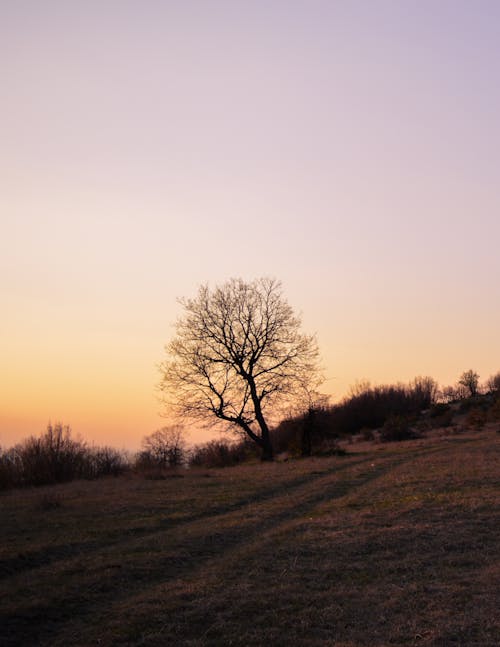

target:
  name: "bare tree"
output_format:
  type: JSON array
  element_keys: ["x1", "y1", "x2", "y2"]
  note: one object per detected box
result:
[
  {"x1": 458, "y1": 369, "x2": 480, "y2": 398},
  {"x1": 410, "y1": 376, "x2": 439, "y2": 408},
  {"x1": 439, "y1": 385, "x2": 459, "y2": 403},
  {"x1": 141, "y1": 426, "x2": 187, "y2": 468},
  {"x1": 485, "y1": 371, "x2": 500, "y2": 395},
  {"x1": 159, "y1": 278, "x2": 322, "y2": 461}
]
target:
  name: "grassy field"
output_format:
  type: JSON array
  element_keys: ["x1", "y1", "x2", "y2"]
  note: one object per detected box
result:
[{"x1": 1, "y1": 426, "x2": 499, "y2": 646}]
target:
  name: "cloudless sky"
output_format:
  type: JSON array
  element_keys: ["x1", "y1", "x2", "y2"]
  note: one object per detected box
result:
[{"x1": 2, "y1": 1, "x2": 499, "y2": 450}]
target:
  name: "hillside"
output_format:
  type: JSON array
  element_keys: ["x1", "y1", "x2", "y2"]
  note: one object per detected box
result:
[{"x1": 1, "y1": 426, "x2": 499, "y2": 646}]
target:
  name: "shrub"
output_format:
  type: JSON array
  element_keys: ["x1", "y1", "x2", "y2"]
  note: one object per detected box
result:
[
  {"x1": 328, "y1": 380, "x2": 437, "y2": 437},
  {"x1": 314, "y1": 439, "x2": 347, "y2": 456},
  {"x1": 0, "y1": 425, "x2": 131, "y2": 490},
  {"x1": 380, "y1": 416, "x2": 418, "y2": 442},
  {"x1": 140, "y1": 426, "x2": 187, "y2": 469},
  {"x1": 14, "y1": 423, "x2": 89, "y2": 486},
  {"x1": 426, "y1": 403, "x2": 454, "y2": 429},
  {"x1": 272, "y1": 377, "x2": 440, "y2": 446},
  {"x1": 0, "y1": 447, "x2": 20, "y2": 490},
  {"x1": 429, "y1": 403, "x2": 451, "y2": 418},
  {"x1": 188, "y1": 439, "x2": 256, "y2": 468},
  {"x1": 466, "y1": 408, "x2": 487, "y2": 430},
  {"x1": 436, "y1": 409, "x2": 454, "y2": 428},
  {"x1": 87, "y1": 446, "x2": 129, "y2": 478},
  {"x1": 459, "y1": 395, "x2": 490, "y2": 414},
  {"x1": 489, "y1": 397, "x2": 500, "y2": 421},
  {"x1": 486, "y1": 372, "x2": 500, "y2": 395},
  {"x1": 272, "y1": 405, "x2": 334, "y2": 457}
]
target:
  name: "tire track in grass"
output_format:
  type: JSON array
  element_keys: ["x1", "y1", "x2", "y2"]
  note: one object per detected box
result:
[
  {"x1": 1, "y1": 442, "x2": 462, "y2": 646},
  {"x1": 0, "y1": 455, "x2": 374, "y2": 580},
  {"x1": 1, "y1": 455, "x2": 380, "y2": 647}
]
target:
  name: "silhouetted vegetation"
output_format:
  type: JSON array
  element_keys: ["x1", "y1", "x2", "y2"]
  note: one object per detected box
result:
[
  {"x1": 379, "y1": 415, "x2": 420, "y2": 442},
  {"x1": 270, "y1": 371, "x2": 500, "y2": 453},
  {"x1": 136, "y1": 425, "x2": 187, "y2": 470},
  {"x1": 2, "y1": 369, "x2": 499, "y2": 489},
  {"x1": 2, "y1": 427, "x2": 499, "y2": 646},
  {"x1": 271, "y1": 376, "x2": 437, "y2": 451},
  {"x1": 459, "y1": 369, "x2": 480, "y2": 397},
  {"x1": 188, "y1": 438, "x2": 258, "y2": 468},
  {"x1": 427, "y1": 403, "x2": 454, "y2": 428},
  {"x1": 486, "y1": 371, "x2": 500, "y2": 395},
  {"x1": 0, "y1": 423, "x2": 129, "y2": 490},
  {"x1": 466, "y1": 407, "x2": 488, "y2": 430},
  {"x1": 272, "y1": 405, "x2": 335, "y2": 456},
  {"x1": 342, "y1": 376, "x2": 437, "y2": 431},
  {"x1": 159, "y1": 278, "x2": 322, "y2": 461}
]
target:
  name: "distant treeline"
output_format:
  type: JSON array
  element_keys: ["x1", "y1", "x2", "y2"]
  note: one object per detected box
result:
[
  {"x1": 274, "y1": 377, "x2": 438, "y2": 451},
  {"x1": 0, "y1": 423, "x2": 129, "y2": 490},
  {"x1": 273, "y1": 371, "x2": 500, "y2": 453},
  {"x1": 2, "y1": 371, "x2": 499, "y2": 489}
]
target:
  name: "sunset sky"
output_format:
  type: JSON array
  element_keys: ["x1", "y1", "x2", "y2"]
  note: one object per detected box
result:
[{"x1": 2, "y1": 1, "x2": 499, "y2": 450}]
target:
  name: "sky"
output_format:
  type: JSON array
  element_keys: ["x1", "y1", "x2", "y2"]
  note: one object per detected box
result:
[{"x1": 1, "y1": 1, "x2": 499, "y2": 450}]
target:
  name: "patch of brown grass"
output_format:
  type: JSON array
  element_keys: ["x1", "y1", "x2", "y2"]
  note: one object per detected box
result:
[{"x1": 0, "y1": 429, "x2": 499, "y2": 646}]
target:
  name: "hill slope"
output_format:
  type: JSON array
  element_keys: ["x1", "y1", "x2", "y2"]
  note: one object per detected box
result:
[{"x1": 1, "y1": 427, "x2": 499, "y2": 646}]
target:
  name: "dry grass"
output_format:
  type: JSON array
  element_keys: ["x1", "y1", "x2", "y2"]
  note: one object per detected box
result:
[{"x1": 1, "y1": 426, "x2": 499, "y2": 646}]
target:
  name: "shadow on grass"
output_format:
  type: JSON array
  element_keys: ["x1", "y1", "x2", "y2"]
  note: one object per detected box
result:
[{"x1": 0, "y1": 442, "x2": 473, "y2": 646}]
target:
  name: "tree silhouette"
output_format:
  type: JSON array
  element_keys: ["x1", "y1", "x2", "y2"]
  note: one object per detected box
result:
[
  {"x1": 141, "y1": 426, "x2": 187, "y2": 468},
  {"x1": 459, "y1": 369, "x2": 480, "y2": 398},
  {"x1": 159, "y1": 278, "x2": 321, "y2": 460}
]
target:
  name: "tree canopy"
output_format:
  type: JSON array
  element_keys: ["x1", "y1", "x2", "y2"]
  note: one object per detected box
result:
[
  {"x1": 159, "y1": 277, "x2": 322, "y2": 460},
  {"x1": 459, "y1": 369, "x2": 480, "y2": 397}
]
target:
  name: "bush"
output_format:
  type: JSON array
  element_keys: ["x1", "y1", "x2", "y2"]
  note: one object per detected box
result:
[
  {"x1": 0, "y1": 424, "x2": 131, "y2": 490},
  {"x1": 429, "y1": 403, "x2": 451, "y2": 418},
  {"x1": 14, "y1": 423, "x2": 89, "y2": 486},
  {"x1": 140, "y1": 426, "x2": 187, "y2": 469},
  {"x1": 87, "y1": 446, "x2": 129, "y2": 478},
  {"x1": 459, "y1": 395, "x2": 490, "y2": 414},
  {"x1": 436, "y1": 409, "x2": 454, "y2": 428},
  {"x1": 466, "y1": 408, "x2": 487, "y2": 430},
  {"x1": 380, "y1": 416, "x2": 419, "y2": 442},
  {"x1": 489, "y1": 397, "x2": 500, "y2": 421},
  {"x1": 327, "y1": 380, "x2": 437, "y2": 437},
  {"x1": 270, "y1": 378, "x2": 440, "y2": 447},
  {"x1": 314, "y1": 439, "x2": 347, "y2": 456},
  {"x1": 486, "y1": 372, "x2": 500, "y2": 395},
  {"x1": 0, "y1": 447, "x2": 20, "y2": 490},
  {"x1": 426, "y1": 403, "x2": 454, "y2": 429},
  {"x1": 272, "y1": 406, "x2": 334, "y2": 457},
  {"x1": 188, "y1": 439, "x2": 256, "y2": 468}
]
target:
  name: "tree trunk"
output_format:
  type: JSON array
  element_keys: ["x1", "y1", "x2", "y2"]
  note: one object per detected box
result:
[
  {"x1": 236, "y1": 418, "x2": 273, "y2": 461},
  {"x1": 260, "y1": 435, "x2": 274, "y2": 461},
  {"x1": 247, "y1": 375, "x2": 274, "y2": 461}
]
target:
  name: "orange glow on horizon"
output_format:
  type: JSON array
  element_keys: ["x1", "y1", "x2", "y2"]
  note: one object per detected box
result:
[{"x1": 1, "y1": 3, "x2": 499, "y2": 450}]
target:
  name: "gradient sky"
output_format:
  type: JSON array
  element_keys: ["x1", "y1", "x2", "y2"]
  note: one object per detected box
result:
[{"x1": 2, "y1": 1, "x2": 499, "y2": 450}]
